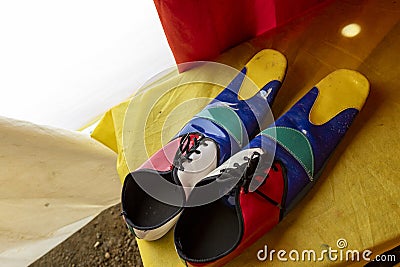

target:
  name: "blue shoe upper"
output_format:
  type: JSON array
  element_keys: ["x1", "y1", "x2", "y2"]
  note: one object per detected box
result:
[
  {"x1": 247, "y1": 86, "x2": 359, "y2": 209},
  {"x1": 178, "y1": 67, "x2": 282, "y2": 164}
]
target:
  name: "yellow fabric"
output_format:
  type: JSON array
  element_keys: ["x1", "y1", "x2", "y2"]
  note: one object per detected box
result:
[
  {"x1": 91, "y1": 0, "x2": 400, "y2": 266},
  {"x1": 92, "y1": 100, "x2": 131, "y2": 181},
  {"x1": 309, "y1": 69, "x2": 370, "y2": 125}
]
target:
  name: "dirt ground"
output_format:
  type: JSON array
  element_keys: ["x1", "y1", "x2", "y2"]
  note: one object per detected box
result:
[{"x1": 30, "y1": 203, "x2": 143, "y2": 267}]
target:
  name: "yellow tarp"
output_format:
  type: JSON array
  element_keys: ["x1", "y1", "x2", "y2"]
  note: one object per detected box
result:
[{"x1": 91, "y1": 0, "x2": 400, "y2": 266}]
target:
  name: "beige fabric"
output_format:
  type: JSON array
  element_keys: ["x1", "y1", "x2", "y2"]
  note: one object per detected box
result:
[{"x1": 0, "y1": 116, "x2": 120, "y2": 266}]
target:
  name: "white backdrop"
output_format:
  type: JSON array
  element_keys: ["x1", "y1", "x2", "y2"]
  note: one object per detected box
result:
[
  {"x1": 0, "y1": 0, "x2": 175, "y2": 129},
  {"x1": 0, "y1": 1, "x2": 175, "y2": 266}
]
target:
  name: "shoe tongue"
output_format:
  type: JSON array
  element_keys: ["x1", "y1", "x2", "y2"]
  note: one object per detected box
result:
[
  {"x1": 186, "y1": 160, "x2": 246, "y2": 207},
  {"x1": 185, "y1": 148, "x2": 267, "y2": 206},
  {"x1": 217, "y1": 153, "x2": 274, "y2": 208},
  {"x1": 198, "y1": 171, "x2": 240, "y2": 195},
  {"x1": 184, "y1": 172, "x2": 240, "y2": 207},
  {"x1": 247, "y1": 153, "x2": 274, "y2": 192}
]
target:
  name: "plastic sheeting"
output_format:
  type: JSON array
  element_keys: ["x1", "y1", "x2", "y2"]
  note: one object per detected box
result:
[{"x1": 93, "y1": 0, "x2": 400, "y2": 265}]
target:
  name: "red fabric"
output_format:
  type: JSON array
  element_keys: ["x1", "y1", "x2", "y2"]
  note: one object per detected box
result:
[{"x1": 154, "y1": 0, "x2": 328, "y2": 66}]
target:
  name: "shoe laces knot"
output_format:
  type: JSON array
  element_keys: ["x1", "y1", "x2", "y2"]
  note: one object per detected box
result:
[{"x1": 175, "y1": 133, "x2": 208, "y2": 171}]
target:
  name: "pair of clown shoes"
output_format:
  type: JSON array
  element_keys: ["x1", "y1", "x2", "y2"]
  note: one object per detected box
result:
[{"x1": 121, "y1": 49, "x2": 369, "y2": 266}]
